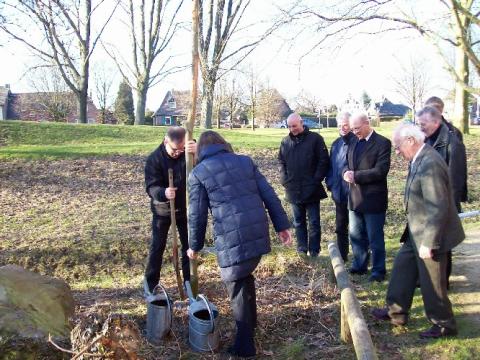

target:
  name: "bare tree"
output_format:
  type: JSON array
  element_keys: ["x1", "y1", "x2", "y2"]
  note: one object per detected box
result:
[
  {"x1": 295, "y1": 89, "x2": 322, "y2": 115},
  {"x1": 213, "y1": 77, "x2": 227, "y2": 128},
  {"x1": 257, "y1": 85, "x2": 286, "y2": 127},
  {"x1": 224, "y1": 77, "x2": 242, "y2": 128},
  {"x1": 286, "y1": 0, "x2": 480, "y2": 133},
  {"x1": 197, "y1": 0, "x2": 288, "y2": 128},
  {"x1": 391, "y1": 57, "x2": 431, "y2": 120},
  {"x1": 27, "y1": 66, "x2": 76, "y2": 122},
  {"x1": 93, "y1": 63, "x2": 117, "y2": 123},
  {"x1": 1, "y1": 0, "x2": 119, "y2": 123},
  {"x1": 105, "y1": 0, "x2": 186, "y2": 125},
  {"x1": 246, "y1": 66, "x2": 259, "y2": 130}
]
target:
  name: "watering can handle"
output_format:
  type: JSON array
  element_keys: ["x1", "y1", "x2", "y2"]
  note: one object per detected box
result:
[
  {"x1": 197, "y1": 294, "x2": 215, "y2": 333},
  {"x1": 152, "y1": 283, "x2": 173, "y2": 324}
]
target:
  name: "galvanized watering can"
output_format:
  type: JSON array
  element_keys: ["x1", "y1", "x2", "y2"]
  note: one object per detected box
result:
[
  {"x1": 185, "y1": 281, "x2": 220, "y2": 352},
  {"x1": 145, "y1": 283, "x2": 172, "y2": 345}
]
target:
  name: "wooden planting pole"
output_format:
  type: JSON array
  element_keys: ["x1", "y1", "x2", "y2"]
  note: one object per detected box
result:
[
  {"x1": 185, "y1": 0, "x2": 200, "y2": 298},
  {"x1": 327, "y1": 241, "x2": 378, "y2": 360}
]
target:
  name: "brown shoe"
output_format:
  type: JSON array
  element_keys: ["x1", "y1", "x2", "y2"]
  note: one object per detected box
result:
[
  {"x1": 419, "y1": 325, "x2": 457, "y2": 339},
  {"x1": 371, "y1": 308, "x2": 406, "y2": 326}
]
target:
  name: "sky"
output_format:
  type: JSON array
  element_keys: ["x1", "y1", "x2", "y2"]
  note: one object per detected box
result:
[{"x1": 0, "y1": 0, "x2": 456, "y2": 113}]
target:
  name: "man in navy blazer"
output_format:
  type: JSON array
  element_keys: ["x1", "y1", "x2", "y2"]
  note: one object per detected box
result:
[{"x1": 343, "y1": 113, "x2": 391, "y2": 282}]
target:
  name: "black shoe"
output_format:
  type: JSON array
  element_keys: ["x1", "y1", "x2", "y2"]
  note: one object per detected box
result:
[
  {"x1": 368, "y1": 274, "x2": 385, "y2": 283},
  {"x1": 309, "y1": 252, "x2": 319, "y2": 258},
  {"x1": 348, "y1": 268, "x2": 367, "y2": 275},
  {"x1": 371, "y1": 308, "x2": 406, "y2": 326},
  {"x1": 419, "y1": 325, "x2": 457, "y2": 339},
  {"x1": 227, "y1": 346, "x2": 256, "y2": 358}
]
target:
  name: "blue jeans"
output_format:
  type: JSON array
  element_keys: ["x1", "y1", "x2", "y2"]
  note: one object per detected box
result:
[
  {"x1": 291, "y1": 202, "x2": 321, "y2": 255},
  {"x1": 349, "y1": 210, "x2": 386, "y2": 277}
]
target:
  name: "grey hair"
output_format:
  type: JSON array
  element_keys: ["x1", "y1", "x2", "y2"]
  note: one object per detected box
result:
[
  {"x1": 416, "y1": 105, "x2": 442, "y2": 122},
  {"x1": 337, "y1": 111, "x2": 351, "y2": 122},
  {"x1": 350, "y1": 112, "x2": 370, "y2": 124},
  {"x1": 393, "y1": 123, "x2": 425, "y2": 144}
]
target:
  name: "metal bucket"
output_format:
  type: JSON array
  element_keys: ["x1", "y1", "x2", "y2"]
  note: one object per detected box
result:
[
  {"x1": 146, "y1": 283, "x2": 172, "y2": 345},
  {"x1": 185, "y1": 281, "x2": 220, "y2": 352}
]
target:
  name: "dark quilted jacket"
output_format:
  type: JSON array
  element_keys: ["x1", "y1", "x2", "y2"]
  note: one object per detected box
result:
[{"x1": 188, "y1": 144, "x2": 290, "y2": 268}]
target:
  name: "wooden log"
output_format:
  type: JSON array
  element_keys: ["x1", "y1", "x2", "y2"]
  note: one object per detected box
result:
[
  {"x1": 340, "y1": 292, "x2": 351, "y2": 343},
  {"x1": 328, "y1": 241, "x2": 378, "y2": 360}
]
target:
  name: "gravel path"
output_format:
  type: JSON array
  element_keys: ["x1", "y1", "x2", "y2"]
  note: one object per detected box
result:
[{"x1": 451, "y1": 228, "x2": 480, "y2": 327}]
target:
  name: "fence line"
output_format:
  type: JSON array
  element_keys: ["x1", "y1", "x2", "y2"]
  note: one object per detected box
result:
[
  {"x1": 327, "y1": 241, "x2": 378, "y2": 360},
  {"x1": 459, "y1": 210, "x2": 480, "y2": 219}
]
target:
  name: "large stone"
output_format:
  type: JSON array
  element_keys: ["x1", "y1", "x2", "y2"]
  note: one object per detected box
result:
[{"x1": 0, "y1": 265, "x2": 74, "y2": 339}]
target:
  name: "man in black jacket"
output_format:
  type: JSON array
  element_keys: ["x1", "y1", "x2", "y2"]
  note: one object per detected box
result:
[
  {"x1": 278, "y1": 113, "x2": 330, "y2": 257},
  {"x1": 144, "y1": 126, "x2": 196, "y2": 294},
  {"x1": 343, "y1": 113, "x2": 391, "y2": 282},
  {"x1": 417, "y1": 105, "x2": 467, "y2": 289},
  {"x1": 424, "y1": 96, "x2": 463, "y2": 143}
]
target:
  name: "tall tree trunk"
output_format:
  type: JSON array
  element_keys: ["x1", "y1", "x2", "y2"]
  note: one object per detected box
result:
[
  {"x1": 453, "y1": 49, "x2": 470, "y2": 134},
  {"x1": 135, "y1": 85, "x2": 148, "y2": 125},
  {"x1": 77, "y1": 90, "x2": 88, "y2": 124},
  {"x1": 216, "y1": 103, "x2": 221, "y2": 129},
  {"x1": 77, "y1": 0, "x2": 91, "y2": 124},
  {"x1": 452, "y1": 4, "x2": 470, "y2": 135},
  {"x1": 201, "y1": 81, "x2": 214, "y2": 129}
]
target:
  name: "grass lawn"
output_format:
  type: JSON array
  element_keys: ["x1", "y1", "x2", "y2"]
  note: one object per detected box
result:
[{"x1": 1, "y1": 119, "x2": 480, "y2": 359}]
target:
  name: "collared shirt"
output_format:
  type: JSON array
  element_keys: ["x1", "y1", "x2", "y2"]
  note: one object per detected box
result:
[
  {"x1": 411, "y1": 144, "x2": 426, "y2": 166},
  {"x1": 365, "y1": 129, "x2": 374, "y2": 141}
]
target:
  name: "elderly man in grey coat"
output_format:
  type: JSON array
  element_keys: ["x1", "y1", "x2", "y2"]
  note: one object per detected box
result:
[{"x1": 372, "y1": 123, "x2": 464, "y2": 339}]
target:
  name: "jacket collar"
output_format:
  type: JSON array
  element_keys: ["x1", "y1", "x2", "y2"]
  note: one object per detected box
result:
[
  {"x1": 289, "y1": 126, "x2": 310, "y2": 141},
  {"x1": 198, "y1": 143, "x2": 231, "y2": 162},
  {"x1": 430, "y1": 122, "x2": 449, "y2": 148},
  {"x1": 342, "y1": 131, "x2": 355, "y2": 144}
]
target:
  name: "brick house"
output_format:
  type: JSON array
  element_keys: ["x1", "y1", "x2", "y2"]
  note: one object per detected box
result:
[
  {"x1": 153, "y1": 90, "x2": 200, "y2": 126},
  {"x1": 0, "y1": 85, "x2": 103, "y2": 123}
]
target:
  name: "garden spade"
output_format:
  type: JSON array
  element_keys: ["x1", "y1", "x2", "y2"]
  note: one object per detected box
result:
[{"x1": 168, "y1": 168, "x2": 185, "y2": 299}]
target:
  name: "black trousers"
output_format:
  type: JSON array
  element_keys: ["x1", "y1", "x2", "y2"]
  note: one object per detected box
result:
[
  {"x1": 334, "y1": 201, "x2": 349, "y2": 262},
  {"x1": 224, "y1": 274, "x2": 257, "y2": 357},
  {"x1": 144, "y1": 214, "x2": 190, "y2": 292}
]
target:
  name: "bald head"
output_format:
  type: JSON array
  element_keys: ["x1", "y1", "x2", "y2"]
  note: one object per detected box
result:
[{"x1": 287, "y1": 113, "x2": 304, "y2": 136}]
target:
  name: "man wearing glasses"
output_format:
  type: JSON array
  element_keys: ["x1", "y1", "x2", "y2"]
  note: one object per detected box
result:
[
  {"x1": 144, "y1": 126, "x2": 196, "y2": 294},
  {"x1": 343, "y1": 113, "x2": 391, "y2": 282}
]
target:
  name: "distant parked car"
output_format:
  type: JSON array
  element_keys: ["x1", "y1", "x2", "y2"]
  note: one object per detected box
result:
[
  {"x1": 272, "y1": 121, "x2": 287, "y2": 128},
  {"x1": 303, "y1": 118, "x2": 322, "y2": 129},
  {"x1": 471, "y1": 117, "x2": 480, "y2": 125}
]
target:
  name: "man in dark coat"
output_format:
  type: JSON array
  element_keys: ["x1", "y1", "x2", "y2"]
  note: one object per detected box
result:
[
  {"x1": 278, "y1": 113, "x2": 330, "y2": 257},
  {"x1": 372, "y1": 123, "x2": 463, "y2": 339},
  {"x1": 325, "y1": 111, "x2": 355, "y2": 262},
  {"x1": 425, "y1": 96, "x2": 463, "y2": 143},
  {"x1": 187, "y1": 131, "x2": 292, "y2": 357},
  {"x1": 343, "y1": 113, "x2": 391, "y2": 282},
  {"x1": 143, "y1": 127, "x2": 196, "y2": 294},
  {"x1": 417, "y1": 105, "x2": 467, "y2": 289}
]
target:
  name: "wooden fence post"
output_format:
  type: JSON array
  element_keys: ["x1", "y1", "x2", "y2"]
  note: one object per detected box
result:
[{"x1": 328, "y1": 241, "x2": 378, "y2": 360}]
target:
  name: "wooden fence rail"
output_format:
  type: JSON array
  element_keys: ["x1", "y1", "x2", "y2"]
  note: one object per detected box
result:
[{"x1": 327, "y1": 241, "x2": 378, "y2": 360}]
